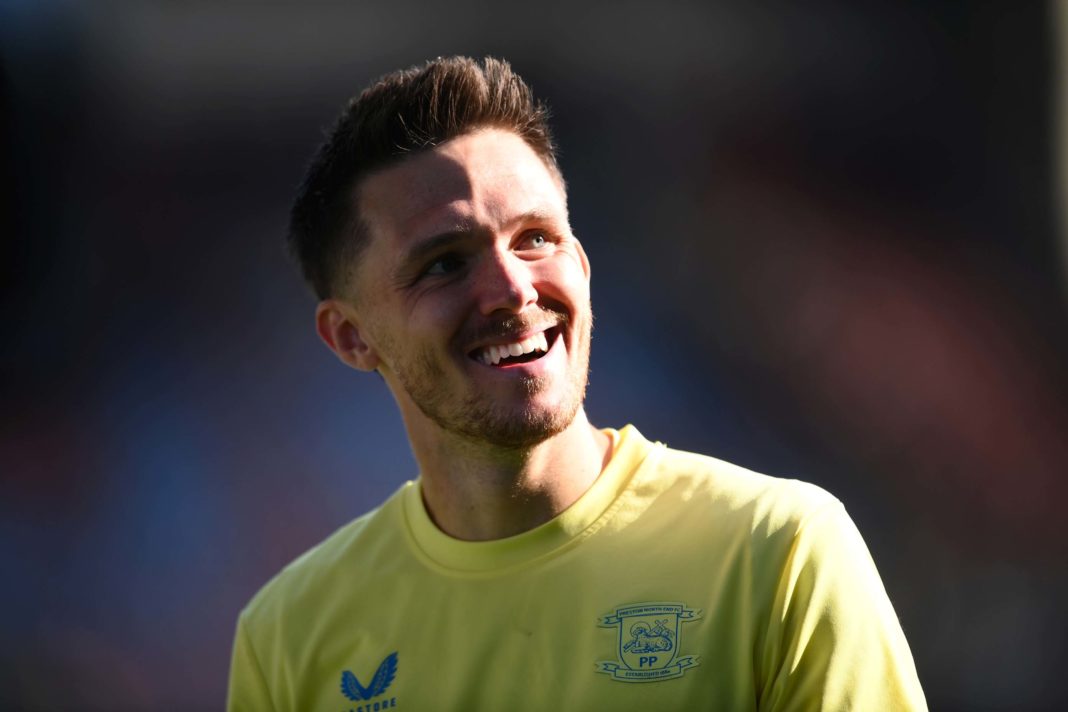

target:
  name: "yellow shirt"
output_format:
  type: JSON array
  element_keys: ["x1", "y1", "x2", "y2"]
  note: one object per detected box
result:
[{"x1": 228, "y1": 425, "x2": 926, "y2": 711}]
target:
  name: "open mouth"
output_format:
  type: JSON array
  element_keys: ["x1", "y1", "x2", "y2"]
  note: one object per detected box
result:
[{"x1": 469, "y1": 327, "x2": 560, "y2": 367}]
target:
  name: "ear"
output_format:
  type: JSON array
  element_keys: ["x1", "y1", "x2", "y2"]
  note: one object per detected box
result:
[
  {"x1": 315, "y1": 299, "x2": 380, "y2": 372},
  {"x1": 573, "y1": 236, "x2": 592, "y2": 282}
]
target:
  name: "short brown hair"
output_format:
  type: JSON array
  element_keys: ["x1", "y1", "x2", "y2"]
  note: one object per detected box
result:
[{"x1": 288, "y1": 55, "x2": 561, "y2": 299}]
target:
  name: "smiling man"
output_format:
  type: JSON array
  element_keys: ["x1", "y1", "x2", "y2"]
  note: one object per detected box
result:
[{"x1": 228, "y1": 57, "x2": 927, "y2": 711}]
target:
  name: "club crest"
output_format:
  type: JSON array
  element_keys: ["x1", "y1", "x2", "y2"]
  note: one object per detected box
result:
[{"x1": 597, "y1": 602, "x2": 700, "y2": 682}]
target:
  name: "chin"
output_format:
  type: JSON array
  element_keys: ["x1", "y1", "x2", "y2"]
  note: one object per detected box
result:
[
  {"x1": 395, "y1": 342, "x2": 590, "y2": 449},
  {"x1": 424, "y1": 383, "x2": 584, "y2": 450},
  {"x1": 461, "y1": 403, "x2": 581, "y2": 449}
]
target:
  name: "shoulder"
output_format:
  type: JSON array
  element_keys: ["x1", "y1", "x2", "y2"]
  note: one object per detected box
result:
[
  {"x1": 647, "y1": 442, "x2": 842, "y2": 538},
  {"x1": 238, "y1": 482, "x2": 413, "y2": 632}
]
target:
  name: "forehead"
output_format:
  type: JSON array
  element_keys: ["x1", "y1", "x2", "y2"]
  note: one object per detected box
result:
[{"x1": 358, "y1": 129, "x2": 567, "y2": 251}]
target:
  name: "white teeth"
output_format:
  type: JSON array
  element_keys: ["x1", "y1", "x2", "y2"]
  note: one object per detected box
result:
[{"x1": 476, "y1": 330, "x2": 551, "y2": 365}]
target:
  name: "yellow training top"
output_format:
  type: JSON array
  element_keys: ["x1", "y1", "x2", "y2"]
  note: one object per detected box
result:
[{"x1": 228, "y1": 425, "x2": 926, "y2": 711}]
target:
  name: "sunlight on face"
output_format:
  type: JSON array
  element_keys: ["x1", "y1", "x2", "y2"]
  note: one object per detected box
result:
[{"x1": 354, "y1": 129, "x2": 593, "y2": 448}]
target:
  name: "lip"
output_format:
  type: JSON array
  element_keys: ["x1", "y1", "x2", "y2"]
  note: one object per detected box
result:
[{"x1": 465, "y1": 323, "x2": 557, "y2": 356}]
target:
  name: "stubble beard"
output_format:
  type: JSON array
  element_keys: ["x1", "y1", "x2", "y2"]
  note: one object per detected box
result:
[{"x1": 392, "y1": 308, "x2": 592, "y2": 450}]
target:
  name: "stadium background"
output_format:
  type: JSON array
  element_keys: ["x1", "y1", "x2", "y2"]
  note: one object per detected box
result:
[{"x1": 3, "y1": 2, "x2": 1067, "y2": 710}]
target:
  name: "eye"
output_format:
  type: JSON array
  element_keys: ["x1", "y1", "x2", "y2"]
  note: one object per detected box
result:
[
  {"x1": 518, "y1": 231, "x2": 552, "y2": 251},
  {"x1": 424, "y1": 253, "x2": 466, "y2": 277}
]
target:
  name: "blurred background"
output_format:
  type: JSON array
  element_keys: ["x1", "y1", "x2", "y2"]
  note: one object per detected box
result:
[{"x1": 3, "y1": 2, "x2": 1067, "y2": 710}]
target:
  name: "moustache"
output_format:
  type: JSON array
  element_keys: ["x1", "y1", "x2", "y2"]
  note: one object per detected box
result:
[{"x1": 464, "y1": 307, "x2": 569, "y2": 345}]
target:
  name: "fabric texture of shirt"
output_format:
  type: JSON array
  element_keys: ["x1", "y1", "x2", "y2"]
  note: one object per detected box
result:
[{"x1": 228, "y1": 425, "x2": 927, "y2": 711}]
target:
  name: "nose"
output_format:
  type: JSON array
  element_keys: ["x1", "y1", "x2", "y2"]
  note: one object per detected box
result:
[{"x1": 475, "y1": 249, "x2": 538, "y2": 315}]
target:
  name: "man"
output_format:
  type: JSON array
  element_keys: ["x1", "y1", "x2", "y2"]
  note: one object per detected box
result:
[{"x1": 228, "y1": 56, "x2": 926, "y2": 711}]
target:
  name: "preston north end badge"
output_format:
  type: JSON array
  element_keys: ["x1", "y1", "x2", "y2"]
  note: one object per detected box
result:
[{"x1": 597, "y1": 602, "x2": 701, "y2": 682}]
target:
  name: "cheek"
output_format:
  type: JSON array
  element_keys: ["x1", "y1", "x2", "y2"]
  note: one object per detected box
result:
[
  {"x1": 406, "y1": 292, "x2": 470, "y2": 344},
  {"x1": 538, "y1": 255, "x2": 590, "y2": 304}
]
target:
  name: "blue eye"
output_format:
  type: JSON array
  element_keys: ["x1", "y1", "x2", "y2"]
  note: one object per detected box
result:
[{"x1": 521, "y1": 232, "x2": 550, "y2": 250}]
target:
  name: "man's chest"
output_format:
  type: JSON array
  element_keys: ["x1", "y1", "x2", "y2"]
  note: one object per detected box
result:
[{"x1": 280, "y1": 558, "x2": 763, "y2": 712}]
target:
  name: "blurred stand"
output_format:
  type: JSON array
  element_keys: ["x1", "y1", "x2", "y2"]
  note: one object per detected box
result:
[
  {"x1": 1060, "y1": 0, "x2": 1068, "y2": 302},
  {"x1": 2, "y1": 3, "x2": 1066, "y2": 710}
]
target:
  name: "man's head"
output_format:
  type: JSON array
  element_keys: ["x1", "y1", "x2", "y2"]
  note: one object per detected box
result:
[
  {"x1": 289, "y1": 56, "x2": 562, "y2": 301},
  {"x1": 292, "y1": 57, "x2": 593, "y2": 450}
]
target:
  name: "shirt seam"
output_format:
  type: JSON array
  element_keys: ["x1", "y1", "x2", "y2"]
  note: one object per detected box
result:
[
  {"x1": 755, "y1": 497, "x2": 845, "y2": 707},
  {"x1": 239, "y1": 612, "x2": 279, "y2": 712}
]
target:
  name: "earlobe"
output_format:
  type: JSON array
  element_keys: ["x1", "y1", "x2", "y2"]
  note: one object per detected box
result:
[{"x1": 315, "y1": 300, "x2": 380, "y2": 372}]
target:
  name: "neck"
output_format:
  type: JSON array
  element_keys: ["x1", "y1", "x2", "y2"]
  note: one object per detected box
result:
[{"x1": 408, "y1": 409, "x2": 612, "y2": 541}]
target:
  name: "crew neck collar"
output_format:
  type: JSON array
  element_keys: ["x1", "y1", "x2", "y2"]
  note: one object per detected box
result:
[{"x1": 401, "y1": 424, "x2": 659, "y2": 575}]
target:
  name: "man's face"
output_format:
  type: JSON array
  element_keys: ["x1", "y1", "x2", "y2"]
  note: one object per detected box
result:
[{"x1": 348, "y1": 128, "x2": 593, "y2": 449}]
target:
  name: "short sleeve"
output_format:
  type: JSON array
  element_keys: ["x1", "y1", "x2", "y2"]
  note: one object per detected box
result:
[
  {"x1": 227, "y1": 612, "x2": 277, "y2": 712},
  {"x1": 758, "y1": 502, "x2": 927, "y2": 711}
]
